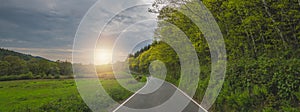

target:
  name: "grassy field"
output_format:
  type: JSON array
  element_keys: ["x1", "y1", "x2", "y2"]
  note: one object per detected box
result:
[
  {"x1": 0, "y1": 78, "x2": 144, "y2": 112},
  {"x1": 0, "y1": 79, "x2": 87, "y2": 111}
]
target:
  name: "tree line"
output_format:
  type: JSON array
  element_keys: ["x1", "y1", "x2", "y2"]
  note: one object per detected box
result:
[
  {"x1": 0, "y1": 48, "x2": 72, "y2": 81},
  {"x1": 128, "y1": 0, "x2": 300, "y2": 111}
]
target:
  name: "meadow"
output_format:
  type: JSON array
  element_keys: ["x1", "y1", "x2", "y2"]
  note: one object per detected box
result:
[
  {"x1": 0, "y1": 77, "x2": 144, "y2": 112},
  {"x1": 0, "y1": 79, "x2": 83, "y2": 111}
]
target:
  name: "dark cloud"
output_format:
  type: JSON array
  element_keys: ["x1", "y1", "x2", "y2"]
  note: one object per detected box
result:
[
  {"x1": 0, "y1": 0, "x2": 156, "y2": 62},
  {"x1": 0, "y1": 0, "x2": 97, "y2": 48},
  {"x1": 0, "y1": 0, "x2": 97, "y2": 60}
]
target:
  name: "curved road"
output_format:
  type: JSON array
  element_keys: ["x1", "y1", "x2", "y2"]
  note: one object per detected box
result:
[{"x1": 113, "y1": 77, "x2": 207, "y2": 112}]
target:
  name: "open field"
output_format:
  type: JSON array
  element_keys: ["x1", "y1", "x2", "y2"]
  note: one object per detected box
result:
[
  {"x1": 0, "y1": 79, "x2": 88, "y2": 111},
  {"x1": 0, "y1": 78, "x2": 144, "y2": 112}
]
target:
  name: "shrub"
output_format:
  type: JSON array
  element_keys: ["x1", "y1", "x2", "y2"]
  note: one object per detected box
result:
[
  {"x1": 19, "y1": 72, "x2": 34, "y2": 79},
  {"x1": 34, "y1": 75, "x2": 42, "y2": 79},
  {"x1": 0, "y1": 75, "x2": 18, "y2": 81},
  {"x1": 54, "y1": 75, "x2": 60, "y2": 79}
]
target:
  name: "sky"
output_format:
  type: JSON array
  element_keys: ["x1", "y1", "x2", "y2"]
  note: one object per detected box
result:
[{"x1": 0, "y1": 0, "x2": 156, "y2": 64}]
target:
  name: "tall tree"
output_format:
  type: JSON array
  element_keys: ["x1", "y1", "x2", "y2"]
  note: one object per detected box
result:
[
  {"x1": 0, "y1": 61, "x2": 10, "y2": 76},
  {"x1": 3, "y1": 55, "x2": 28, "y2": 75}
]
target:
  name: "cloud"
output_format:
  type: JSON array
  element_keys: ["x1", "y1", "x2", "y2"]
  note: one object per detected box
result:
[
  {"x1": 0, "y1": 0, "x2": 97, "y2": 61},
  {"x1": 0, "y1": 0, "x2": 97, "y2": 48},
  {"x1": 0, "y1": 0, "x2": 156, "y2": 63}
]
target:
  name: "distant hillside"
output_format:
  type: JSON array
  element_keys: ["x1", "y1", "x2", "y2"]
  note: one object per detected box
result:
[
  {"x1": 0, "y1": 48, "x2": 48, "y2": 61},
  {"x1": 0, "y1": 48, "x2": 73, "y2": 81}
]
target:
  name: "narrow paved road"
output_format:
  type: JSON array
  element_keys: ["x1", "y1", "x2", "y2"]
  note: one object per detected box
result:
[{"x1": 113, "y1": 77, "x2": 207, "y2": 112}]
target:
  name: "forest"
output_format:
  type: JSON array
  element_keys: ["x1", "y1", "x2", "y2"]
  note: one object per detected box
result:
[
  {"x1": 0, "y1": 48, "x2": 73, "y2": 81},
  {"x1": 128, "y1": 0, "x2": 300, "y2": 111}
]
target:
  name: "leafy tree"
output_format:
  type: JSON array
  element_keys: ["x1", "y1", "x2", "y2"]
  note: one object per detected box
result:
[
  {"x1": 3, "y1": 55, "x2": 28, "y2": 75},
  {"x1": 0, "y1": 61, "x2": 9, "y2": 76},
  {"x1": 0, "y1": 49, "x2": 74, "y2": 80},
  {"x1": 129, "y1": 0, "x2": 300, "y2": 111},
  {"x1": 57, "y1": 60, "x2": 72, "y2": 76}
]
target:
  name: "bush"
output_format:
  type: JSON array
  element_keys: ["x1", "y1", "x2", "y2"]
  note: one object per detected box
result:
[
  {"x1": 19, "y1": 72, "x2": 33, "y2": 79},
  {"x1": 54, "y1": 75, "x2": 60, "y2": 79},
  {"x1": 34, "y1": 75, "x2": 42, "y2": 79},
  {"x1": 0, "y1": 75, "x2": 17, "y2": 81}
]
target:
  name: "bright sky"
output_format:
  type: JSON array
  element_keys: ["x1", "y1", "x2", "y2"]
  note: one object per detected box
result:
[
  {"x1": 94, "y1": 49, "x2": 113, "y2": 65},
  {"x1": 0, "y1": 0, "x2": 156, "y2": 64},
  {"x1": 74, "y1": 0, "x2": 157, "y2": 65}
]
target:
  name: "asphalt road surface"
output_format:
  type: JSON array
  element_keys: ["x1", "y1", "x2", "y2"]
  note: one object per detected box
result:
[{"x1": 113, "y1": 77, "x2": 207, "y2": 112}]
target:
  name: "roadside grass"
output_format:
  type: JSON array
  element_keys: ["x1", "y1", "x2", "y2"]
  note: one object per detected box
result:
[
  {"x1": 0, "y1": 75, "x2": 145, "y2": 112},
  {"x1": 100, "y1": 78, "x2": 145, "y2": 102}
]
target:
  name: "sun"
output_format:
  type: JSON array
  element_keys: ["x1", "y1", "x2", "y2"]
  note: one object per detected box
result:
[{"x1": 94, "y1": 49, "x2": 112, "y2": 65}]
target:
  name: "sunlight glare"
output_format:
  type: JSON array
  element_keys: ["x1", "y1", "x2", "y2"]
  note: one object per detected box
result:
[{"x1": 95, "y1": 49, "x2": 113, "y2": 65}]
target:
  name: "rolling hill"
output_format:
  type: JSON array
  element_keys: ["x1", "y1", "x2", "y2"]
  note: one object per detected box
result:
[
  {"x1": 0, "y1": 48, "x2": 72, "y2": 81},
  {"x1": 0, "y1": 48, "x2": 49, "y2": 61}
]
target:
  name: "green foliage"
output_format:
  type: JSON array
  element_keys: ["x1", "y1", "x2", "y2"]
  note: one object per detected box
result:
[
  {"x1": 128, "y1": 0, "x2": 300, "y2": 111},
  {"x1": 3, "y1": 55, "x2": 29, "y2": 75},
  {"x1": 57, "y1": 60, "x2": 73, "y2": 76},
  {"x1": 0, "y1": 61, "x2": 9, "y2": 76},
  {"x1": 0, "y1": 48, "x2": 44, "y2": 61},
  {"x1": 0, "y1": 48, "x2": 73, "y2": 80}
]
